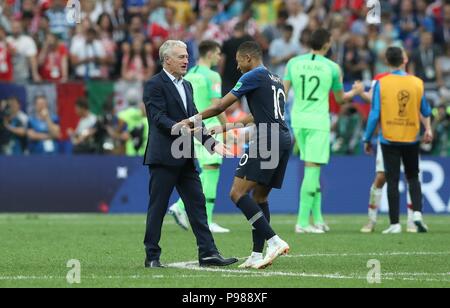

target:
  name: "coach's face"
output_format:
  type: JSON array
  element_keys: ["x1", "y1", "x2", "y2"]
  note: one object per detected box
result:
[
  {"x1": 236, "y1": 51, "x2": 251, "y2": 74},
  {"x1": 166, "y1": 46, "x2": 189, "y2": 78}
]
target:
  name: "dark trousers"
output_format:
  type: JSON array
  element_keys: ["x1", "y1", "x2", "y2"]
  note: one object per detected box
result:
[
  {"x1": 144, "y1": 159, "x2": 218, "y2": 261},
  {"x1": 381, "y1": 143, "x2": 423, "y2": 224}
]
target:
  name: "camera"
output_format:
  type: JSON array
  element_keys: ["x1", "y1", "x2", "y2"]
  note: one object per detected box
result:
[{"x1": 94, "y1": 113, "x2": 115, "y2": 152}]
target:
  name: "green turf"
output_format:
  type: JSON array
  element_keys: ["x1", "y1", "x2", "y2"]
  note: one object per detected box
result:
[{"x1": 0, "y1": 214, "x2": 449, "y2": 288}]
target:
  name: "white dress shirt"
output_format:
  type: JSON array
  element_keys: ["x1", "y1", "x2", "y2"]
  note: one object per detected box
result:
[{"x1": 163, "y1": 68, "x2": 187, "y2": 112}]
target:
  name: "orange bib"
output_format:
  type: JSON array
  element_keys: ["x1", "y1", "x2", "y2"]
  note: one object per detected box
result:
[{"x1": 379, "y1": 75, "x2": 423, "y2": 143}]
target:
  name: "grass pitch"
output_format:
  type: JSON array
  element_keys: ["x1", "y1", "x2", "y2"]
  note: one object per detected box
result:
[{"x1": 0, "y1": 214, "x2": 449, "y2": 288}]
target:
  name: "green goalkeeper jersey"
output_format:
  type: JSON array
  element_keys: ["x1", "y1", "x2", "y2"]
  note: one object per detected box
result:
[
  {"x1": 284, "y1": 53, "x2": 343, "y2": 131},
  {"x1": 184, "y1": 65, "x2": 222, "y2": 127}
]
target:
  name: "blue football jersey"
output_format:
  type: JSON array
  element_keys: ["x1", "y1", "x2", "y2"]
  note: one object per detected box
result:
[{"x1": 231, "y1": 66, "x2": 291, "y2": 149}]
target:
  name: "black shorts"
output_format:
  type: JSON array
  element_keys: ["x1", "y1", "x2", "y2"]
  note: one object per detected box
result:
[{"x1": 235, "y1": 149, "x2": 290, "y2": 189}]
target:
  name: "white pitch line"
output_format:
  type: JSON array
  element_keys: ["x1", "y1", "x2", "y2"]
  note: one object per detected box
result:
[{"x1": 167, "y1": 262, "x2": 450, "y2": 283}]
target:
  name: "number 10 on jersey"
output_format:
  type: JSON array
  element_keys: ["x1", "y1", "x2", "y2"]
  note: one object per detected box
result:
[{"x1": 272, "y1": 86, "x2": 286, "y2": 120}]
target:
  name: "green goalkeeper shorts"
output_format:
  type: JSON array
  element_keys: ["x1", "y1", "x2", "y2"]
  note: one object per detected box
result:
[
  {"x1": 194, "y1": 132, "x2": 224, "y2": 167},
  {"x1": 294, "y1": 127, "x2": 330, "y2": 165}
]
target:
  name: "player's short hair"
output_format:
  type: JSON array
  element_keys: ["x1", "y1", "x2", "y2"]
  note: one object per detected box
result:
[
  {"x1": 310, "y1": 28, "x2": 331, "y2": 51},
  {"x1": 237, "y1": 41, "x2": 262, "y2": 59},
  {"x1": 385, "y1": 46, "x2": 404, "y2": 67},
  {"x1": 198, "y1": 40, "x2": 221, "y2": 58}
]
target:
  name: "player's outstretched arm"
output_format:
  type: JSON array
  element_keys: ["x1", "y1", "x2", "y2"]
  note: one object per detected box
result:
[
  {"x1": 171, "y1": 92, "x2": 238, "y2": 134},
  {"x1": 208, "y1": 115, "x2": 255, "y2": 135},
  {"x1": 334, "y1": 81, "x2": 365, "y2": 104}
]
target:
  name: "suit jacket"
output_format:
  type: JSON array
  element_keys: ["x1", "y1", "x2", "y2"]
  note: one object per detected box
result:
[{"x1": 143, "y1": 70, "x2": 216, "y2": 166}]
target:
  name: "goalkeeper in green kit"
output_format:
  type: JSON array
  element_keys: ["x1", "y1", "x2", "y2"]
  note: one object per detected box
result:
[
  {"x1": 283, "y1": 29, "x2": 364, "y2": 233},
  {"x1": 168, "y1": 40, "x2": 230, "y2": 233}
]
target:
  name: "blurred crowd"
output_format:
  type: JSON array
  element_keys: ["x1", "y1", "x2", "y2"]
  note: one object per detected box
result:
[{"x1": 0, "y1": 0, "x2": 449, "y2": 156}]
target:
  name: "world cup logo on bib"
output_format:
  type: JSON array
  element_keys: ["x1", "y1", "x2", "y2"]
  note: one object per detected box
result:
[{"x1": 397, "y1": 90, "x2": 410, "y2": 117}]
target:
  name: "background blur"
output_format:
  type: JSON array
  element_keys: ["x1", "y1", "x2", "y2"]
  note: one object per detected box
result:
[{"x1": 0, "y1": 0, "x2": 449, "y2": 214}]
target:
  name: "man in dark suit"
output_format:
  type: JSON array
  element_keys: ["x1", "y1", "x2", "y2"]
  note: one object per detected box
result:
[{"x1": 142, "y1": 40, "x2": 238, "y2": 268}]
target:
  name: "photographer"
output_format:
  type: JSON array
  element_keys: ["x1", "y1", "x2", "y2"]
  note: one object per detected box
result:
[
  {"x1": 331, "y1": 103, "x2": 363, "y2": 154},
  {"x1": 94, "y1": 101, "x2": 128, "y2": 155},
  {"x1": 117, "y1": 90, "x2": 148, "y2": 156},
  {"x1": 68, "y1": 98, "x2": 97, "y2": 154},
  {"x1": 1, "y1": 97, "x2": 28, "y2": 155},
  {"x1": 432, "y1": 103, "x2": 450, "y2": 156}
]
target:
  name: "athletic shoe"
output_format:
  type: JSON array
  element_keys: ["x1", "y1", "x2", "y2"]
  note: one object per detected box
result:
[
  {"x1": 168, "y1": 203, "x2": 189, "y2": 230},
  {"x1": 413, "y1": 211, "x2": 428, "y2": 233},
  {"x1": 361, "y1": 221, "x2": 376, "y2": 233},
  {"x1": 406, "y1": 221, "x2": 418, "y2": 233},
  {"x1": 295, "y1": 225, "x2": 325, "y2": 234},
  {"x1": 252, "y1": 238, "x2": 290, "y2": 269},
  {"x1": 209, "y1": 222, "x2": 230, "y2": 233},
  {"x1": 382, "y1": 224, "x2": 402, "y2": 234},
  {"x1": 314, "y1": 223, "x2": 330, "y2": 232},
  {"x1": 238, "y1": 253, "x2": 263, "y2": 269}
]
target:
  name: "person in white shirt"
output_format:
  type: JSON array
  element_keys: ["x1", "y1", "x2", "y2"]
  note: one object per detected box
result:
[
  {"x1": 70, "y1": 27, "x2": 109, "y2": 80},
  {"x1": 7, "y1": 20, "x2": 41, "y2": 83},
  {"x1": 286, "y1": 0, "x2": 309, "y2": 45}
]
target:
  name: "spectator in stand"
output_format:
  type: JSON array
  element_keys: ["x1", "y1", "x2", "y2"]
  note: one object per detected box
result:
[
  {"x1": 70, "y1": 27, "x2": 110, "y2": 80},
  {"x1": 97, "y1": 13, "x2": 117, "y2": 78},
  {"x1": 91, "y1": 0, "x2": 114, "y2": 24},
  {"x1": 68, "y1": 97, "x2": 97, "y2": 154},
  {"x1": 371, "y1": 20, "x2": 403, "y2": 75},
  {"x1": 436, "y1": 42, "x2": 450, "y2": 101},
  {"x1": 416, "y1": 0, "x2": 436, "y2": 33},
  {"x1": 262, "y1": 9, "x2": 289, "y2": 46},
  {"x1": 38, "y1": 33, "x2": 68, "y2": 83},
  {"x1": 307, "y1": 0, "x2": 329, "y2": 22},
  {"x1": 410, "y1": 31, "x2": 441, "y2": 104},
  {"x1": 147, "y1": 0, "x2": 167, "y2": 27},
  {"x1": 220, "y1": 21, "x2": 253, "y2": 95},
  {"x1": 343, "y1": 35, "x2": 374, "y2": 83},
  {"x1": 286, "y1": 0, "x2": 309, "y2": 45},
  {"x1": 121, "y1": 34, "x2": 155, "y2": 82},
  {"x1": 27, "y1": 95, "x2": 61, "y2": 155},
  {"x1": 251, "y1": 0, "x2": 280, "y2": 29},
  {"x1": 7, "y1": 20, "x2": 41, "y2": 83},
  {"x1": 125, "y1": 14, "x2": 146, "y2": 44},
  {"x1": 328, "y1": 14, "x2": 349, "y2": 67},
  {"x1": 34, "y1": 15, "x2": 51, "y2": 50},
  {"x1": 0, "y1": 0, "x2": 12, "y2": 33},
  {"x1": 46, "y1": 0, "x2": 71, "y2": 42},
  {"x1": 434, "y1": 1, "x2": 450, "y2": 45},
  {"x1": 110, "y1": 0, "x2": 128, "y2": 43},
  {"x1": 269, "y1": 24, "x2": 302, "y2": 77},
  {"x1": 2, "y1": 97, "x2": 28, "y2": 155},
  {"x1": 148, "y1": 5, "x2": 185, "y2": 59},
  {"x1": 19, "y1": 0, "x2": 37, "y2": 35},
  {"x1": 126, "y1": 0, "x2": 149, "y2": 16},
  {"x1": 395, "y1": 0, "x2": 420, "y2": 50},
  {"x1": 0, "y1": 25, "x2": 13, "y2": 82},
  {"x1": 191, "y1": 2, "x2": 225, "y2": 44},
  {"x1": 166, "y1": 0, "x2": 194, "y2": 26}
]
